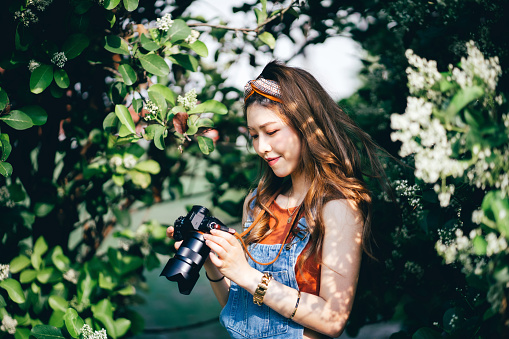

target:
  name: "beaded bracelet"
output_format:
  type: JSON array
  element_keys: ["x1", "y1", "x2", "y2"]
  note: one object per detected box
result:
[{"x1": 289, "y1": 291, "x2": 301, "y2": 320}]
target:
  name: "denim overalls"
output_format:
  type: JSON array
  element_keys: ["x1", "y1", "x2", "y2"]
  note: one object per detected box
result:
[{"x1": 219, "y1": 199, "x2": 310, "y2": 338}]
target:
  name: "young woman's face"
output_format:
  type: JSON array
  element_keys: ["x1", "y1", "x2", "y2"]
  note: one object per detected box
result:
[{"x1": 246, "y1": 103, "x2": 302, "y2": 178}]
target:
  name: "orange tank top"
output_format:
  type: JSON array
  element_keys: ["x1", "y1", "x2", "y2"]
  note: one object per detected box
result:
[{"x1": 258, "y1": 201, "x2": 321, "y2": 295}]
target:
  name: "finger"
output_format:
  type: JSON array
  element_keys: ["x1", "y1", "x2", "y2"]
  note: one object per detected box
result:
[
  {"x1": 166, "y1": 226, "x2": 174, "y2": 238},
  {"x1": 174, "y1": 240, "x2": 183, "y2": 250},
  {"x1": 205, "y1": 238, "x2": 227, "y2": 257},
  {"x1": 208, "y1": 252, "x2": 223, "y2": 268},
  {"x1": 210, "y1": 229, "x2": 239, "y2": 246}
]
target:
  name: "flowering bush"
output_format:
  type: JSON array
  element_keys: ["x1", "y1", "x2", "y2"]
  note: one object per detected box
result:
[{"x1": 389, "y1": 40, "x2": 509, "y2": 337}]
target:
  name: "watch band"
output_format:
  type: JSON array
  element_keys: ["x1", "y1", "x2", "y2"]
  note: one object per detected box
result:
[{"x1": 253, "y1": 273, "x2": 273, "y2": 306}]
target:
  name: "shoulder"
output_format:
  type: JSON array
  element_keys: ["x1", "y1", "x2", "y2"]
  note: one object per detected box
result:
[{"x1": 322, "y1": 199, "x2": 363, "y2": 231}]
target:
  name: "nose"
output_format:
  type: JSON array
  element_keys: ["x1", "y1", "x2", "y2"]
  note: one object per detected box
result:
[{"x1": 256, "y1": 134, "x2": 272, "y2": 154}]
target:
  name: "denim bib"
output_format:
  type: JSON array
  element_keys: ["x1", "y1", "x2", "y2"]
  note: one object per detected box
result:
[{"x1": 219, "y1": 199, "x2": 310, "y2": 338}]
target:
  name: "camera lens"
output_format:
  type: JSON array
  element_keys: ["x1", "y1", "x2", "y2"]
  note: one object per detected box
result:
[{"x1": 159, "y1": 232, "x2": 211, "y2": 295}]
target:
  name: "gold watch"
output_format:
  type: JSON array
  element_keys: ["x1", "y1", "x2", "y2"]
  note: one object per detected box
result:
[{"x1": 253, "y1": 273, "x2": 273, "y2": 306}]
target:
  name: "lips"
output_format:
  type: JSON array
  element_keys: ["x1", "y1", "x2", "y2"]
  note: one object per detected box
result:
[{"x1": 265, "y1": 157, "x2": 280, "y2": 166}]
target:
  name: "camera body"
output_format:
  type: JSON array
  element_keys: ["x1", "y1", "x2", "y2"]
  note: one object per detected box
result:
[{"x1": 160, "y1": 205, "x2": 230, "y2": 295}]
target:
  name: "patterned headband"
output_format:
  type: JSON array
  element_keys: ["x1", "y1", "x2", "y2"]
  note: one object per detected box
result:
[{"x1": 244, "y1": 78, "x2": 283, "y2": 103}]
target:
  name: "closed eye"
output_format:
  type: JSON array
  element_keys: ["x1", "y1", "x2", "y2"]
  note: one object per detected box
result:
[
  {"x1": 250, "y1": 134, "x2": 258, "y2": 139},
  {"x1": 267, "y1": 130, "x2": 278, "y2": 135}
]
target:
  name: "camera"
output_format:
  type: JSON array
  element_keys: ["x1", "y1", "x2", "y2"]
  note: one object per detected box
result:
[{"x1": 160, "y1": 205, "x2": 232, "y2": 295}]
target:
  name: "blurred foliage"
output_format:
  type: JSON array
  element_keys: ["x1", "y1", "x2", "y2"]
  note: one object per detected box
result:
[{"x1": 2, "y1": 0, "x2": 509, "y2": 338}]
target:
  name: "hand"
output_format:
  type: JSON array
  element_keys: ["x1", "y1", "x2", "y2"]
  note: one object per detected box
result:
[
  {"x1": 166, "y1": 226, "x2": 183, "y2": 250},
  {"x1": 203, "y1": 229, "x2": 253, "y2": 285}
]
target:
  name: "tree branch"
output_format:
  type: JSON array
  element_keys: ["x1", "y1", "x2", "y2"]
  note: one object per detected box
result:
[{"x1": 188, "y1": 0, "x2": 299, "y2": 34}]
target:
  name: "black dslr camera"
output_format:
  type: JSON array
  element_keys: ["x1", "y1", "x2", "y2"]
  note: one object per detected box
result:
[{"x1": 160, "y1": 205, "x2": 232, "y2": 295}]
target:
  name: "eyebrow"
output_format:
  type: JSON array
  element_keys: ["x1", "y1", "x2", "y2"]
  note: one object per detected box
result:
[{"x1": 247, "y1": 121, "x2": 279, "y2": 131}]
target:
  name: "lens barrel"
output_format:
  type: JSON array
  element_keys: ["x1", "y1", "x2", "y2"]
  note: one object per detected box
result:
[{"x1": 159, "y1": 232, "x2": 211, "y2": 295}]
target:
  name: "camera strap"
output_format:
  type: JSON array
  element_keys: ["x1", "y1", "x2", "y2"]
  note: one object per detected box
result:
[{"x1": 234, "y1": 189, "x2": 304, "y2": 266}]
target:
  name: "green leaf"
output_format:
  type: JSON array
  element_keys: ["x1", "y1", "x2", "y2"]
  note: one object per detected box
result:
[
  {"x1": 185, "y1": 41, "x2": 208, "y2": 57},
  {"x1": 0, "y1": 110, "x2": 34, "y2": 130},
  {"x1": 134, "y1": 160, "x2": 160, "y2": 174},
  {"x1": 37, "y1": 267, "x2": 60, "y2": 284},
  {"x1": 0, "y1": 133, "x2": 12, "y2": 161},
  {"x1": 140, "y1": 34, "x2": 159, "y2": 51},
  {"x1": 54, "y1": 69, "x2": 70, "y2": 88},
  {"x1": 104, "y1": 0, "x2": 121, "y2": 10},
  {"x1": 472, "y1": 235, "x2": 488, "y2": 255},
  {"x1": 138, "y1": 53, "x2": 169, "y2": 76},
  {"x1": 118, "y1": 64, "x2": 137, "y2": 86},
  {"x1": 31, "y1": 325, "x2": 65, "y2": 339},
  {"x1": 20, "y1": 269, "x2": 37, "y2": 283},
  {"x1": 0, "y1": 279, "x2": 26, "y2": 303},
  {"x1": 30, "y1": 64, "x2": 54, "y2": 94},
  {"x1": 104, "y1": 35, "x2": 130, "y2": 55},
  {"x1": 254, "y1": 8, "x2": 267, "y2": 25},
  {"x1": 62, "y1": 33, "x2": 90, "y2": 59},
  {"x1": 147, "y1": 84, "x2": 176, "y2": 105},
  {"x1": 21, "y1": 105, "x2": 48, "y2": 126},
  {"x1": 34, "y1": 236, "x2": 48, "y2": 256},
  {"x1": 99, "y1": 271, "x2": 118, "y2": 290},
  {"x1": 154, "y1": 125, "x2": 166, "y2": 150},
  {"x1": 10, "y1": 255, "x2": 31, "y2": 273},
  {"x1": 167, "y1": 19, "x2": 191, "y2": 43},
  {"x1": 188, "y1": 100, "x2": 228, "y2": 115},
  {"x1": 132, "y1": 98, "x2": 143, "y2": 113},
  {"x1": 49, "y1": 295, "x2": 69, "y2": 313},
  {"x1": 115, "y1": 104, "x2": 136, "y2": 134},
  {"x1": 64, "y1": 308, "x2": 85, "y2": 338},
  {"x1": 259, "y1": 32, "x2": 276, "y2": 49},
  {"x1": 34, "y1": 201, "x2": 55, "y2": 217},
  {"x1": 31, "y1": 253, "x2": 42, "y2": 270},
  {"x1": 148, "y1": 91, "x2": 167, "y2": 119},
  {"x1": 107, "y1": 248, "x2": 144, "y2": 275},
  {"x1": 168, "y1": 54, "x2": 198, "y2": 72},
  {"x1": 197, "y1": 136, "x2": 214, "y2": 155},
  {"x1": 412, "y1": 327, "x2": 441, "y2": 339},
  {"x1": 112, "y1": 206, "x2": 130, "y2": 227},
  {"x1": 103, "y1": 112, "x2": 118, "y2": 131},
  {"x1": 0, "y1": 87, "x2": 9, "y2": 111},
  {"x1": 110, "y1": 81, "x2": 127, "y2": 104},
  {"x1": 52, "y1": 247, "x2": 70, "y2": 272},
  {"x1": 196, "y1": 117, "x2": 214, "y2": 128},
  {"x1": 443, "y1": 86, "x2": 484, "y2": 118},
  {"x1": 118, "y1": 124, "x2": 133, "y2": 137},
  {"x1": 14, "y1": 328, "x2": 31, "y2": 339},
  {"x1": 123, "y1": 0, "x2": 138, "y2": 11},
  {"x1": 0, "y1": 161, "x2": 13, "y2": 177},
  {"x1": 129, "y1": 169, "x2": 151, "y2": 188}
]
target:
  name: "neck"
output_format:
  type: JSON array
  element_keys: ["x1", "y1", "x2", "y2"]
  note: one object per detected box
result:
[{"x1": 287, "y1": 171, "x2": 311, "y2": 206}]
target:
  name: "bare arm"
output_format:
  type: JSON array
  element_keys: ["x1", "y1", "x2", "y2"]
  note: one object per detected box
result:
[{"x1": 204, "y1": 199, "x2": 363, "y2": 338}]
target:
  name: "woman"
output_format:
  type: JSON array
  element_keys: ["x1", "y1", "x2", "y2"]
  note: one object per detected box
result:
[{"x1": 167, "y1": 61, "x2": 388, "y2": 338}]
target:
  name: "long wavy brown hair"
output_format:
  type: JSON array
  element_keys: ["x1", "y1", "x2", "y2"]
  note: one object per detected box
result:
[{"x1": 243, "y1": 60, "x2": 390, "y2": 263}]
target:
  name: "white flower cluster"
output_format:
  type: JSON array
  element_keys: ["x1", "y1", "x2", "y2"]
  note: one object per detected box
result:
[
  {"x1": 109, "y1": 155, "x2": 123, "y2": 168},
  {"x1": 123, "y1": 154, "x2": 137, "y2": 169},
  {"x1": 156, "y1": 13, "x2": 174, "y2": 31},
  {"x1": 0, "y1": 187, "x2": 14, "y2": 208},
  {"x1": 466, "y1": 146, "x2": 509, "y2": 197},
  {"x1": 177, "y1": 89, "x2": 197, "y2": 110},
  {"x1": 393, "y1": 179, "x2": 420, "y2": 207},
  {"x1": 184, "y1": 30, "x2": 200, "y2": 44},
  {"x1": 144, "y1": 100, "x2": 159, "y2": 121},
  {"x1": 1, "y1": 315, "x2": 17, "y2": 334},
  {"x1": 28, "y1": 59, "x2": 41, "y2": 72},
  {"x1": 405, "y1": 49, "x2": 442, "y2": 102},
  {"x1": 404, "y1": 261, "x2": 424, "y2": 280},
  {"x1": 63, "y1": 268, "x2": 78, "y2": 284},
  {"x1": 81, "y1": 324, "x2": 107, "y2": 339},
  {"x1": 392, "y1": 41, "x2": 505, "y2": 207},
  {"x1": 436, "y1": 227, "x2": 508, "y2": 277},
  {"x1": 452, "y1": 40, "x2": 502, "y2": 92},
  {"x1": 27, "y1": 0, "x2": 53, "y2": 11},
  {"x1": 0, "y1": 264, "x2": 9, "y2": 281},
  {"x1": 108, "y1": 154, "x2": 137, "y2": 169},
  {"x1": 51, "y1": 52, "x2": 67, "y2": 68},
  {"x1": 14, "y1": 9, "x2": 38, "y2": 27},
  {"x1": 391, "y1": 96, "x2": 467, "y2": 207}
]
